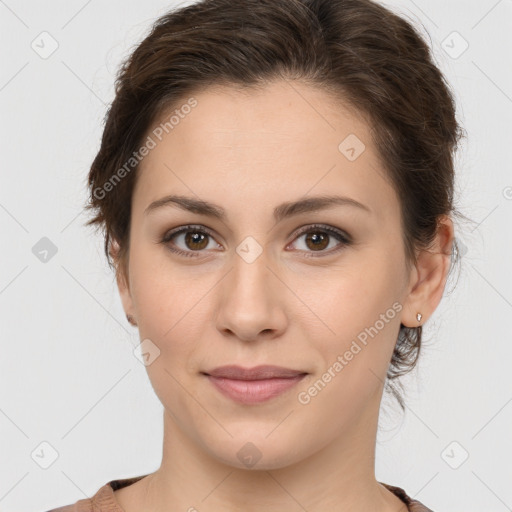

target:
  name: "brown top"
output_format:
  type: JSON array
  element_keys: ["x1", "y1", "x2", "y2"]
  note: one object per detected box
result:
[{"x1": 45, "y1": 474, "x2": 434, "y2": 511}]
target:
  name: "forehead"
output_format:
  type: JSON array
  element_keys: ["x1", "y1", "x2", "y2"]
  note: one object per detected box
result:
[
  {"x1": 152, "y1": 81, "x2": 370, "y2": 153},
  {"x1": 133, "y1": 80, "x2": 398, "y2": 222}
]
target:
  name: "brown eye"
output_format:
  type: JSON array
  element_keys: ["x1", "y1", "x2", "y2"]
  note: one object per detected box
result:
[
  {"x1": 290, "y1": 224, "x2": 352, "y2": 257},
  {"x1": 161, "y1": 223, "x2": 351, "y2": 259},
  {"x1": 161, "y1": 225, "x2": 219, "y2": 258},
  {"x1": 184, "y1": 231, "x2": 209, "y2": 250},
  {"x1": 304, "y1": 232, "x2": 329, "y2": 251}
]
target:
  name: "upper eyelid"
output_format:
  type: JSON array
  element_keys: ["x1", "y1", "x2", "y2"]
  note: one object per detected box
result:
[{"x1": 164, "y1": 223, "x2": 350, "y2": 247}]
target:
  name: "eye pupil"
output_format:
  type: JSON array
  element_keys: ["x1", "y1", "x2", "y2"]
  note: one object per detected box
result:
[
  {"x1": 185, "y1": 231, "x2": 208, "y2": 250},
  {"x1": 305, "y1": 232, "x2": 329, "y2": 250}
]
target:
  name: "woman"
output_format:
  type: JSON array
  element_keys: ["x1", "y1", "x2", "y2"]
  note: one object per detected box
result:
[{"x1": 46, "y1": 0, "x2": 464, "y2": 510}]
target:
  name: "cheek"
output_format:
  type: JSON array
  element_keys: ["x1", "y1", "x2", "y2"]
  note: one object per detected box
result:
[
  {"x1": 130, "y1": 265, "x2": 210, "y2": 421},
  {"x1": 130, "y1": 257, "x2": 216, "y2": 373},
  {"x1": 297, "y1": 257, "x2": 402, "y2": 339},
  {"x1": 295, "y1": 288, "x2": 401, "y2": 432},
  {"x1": 129, "y1": 243, "x2": 192, "y2": 329},
  {"x1": 295, "y1": 255, "x2": 404, "y2": 393}
]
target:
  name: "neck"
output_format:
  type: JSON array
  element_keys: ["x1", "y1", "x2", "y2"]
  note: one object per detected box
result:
[{"x1": 140, "y1": 388, "x2": 403, "y2": 512}]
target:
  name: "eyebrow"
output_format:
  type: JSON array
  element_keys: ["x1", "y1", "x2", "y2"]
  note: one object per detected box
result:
[{"x1": 144, "y1": 194, "x2": 371, "y2": 222}]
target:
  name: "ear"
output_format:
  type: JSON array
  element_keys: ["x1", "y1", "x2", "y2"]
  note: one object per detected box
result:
[
  {"x1": 109, "y1": 239, "x2": 136, "y2": 321},
  {"x1": 401, "y1": 215, "x2": 454, "y2": 327}
]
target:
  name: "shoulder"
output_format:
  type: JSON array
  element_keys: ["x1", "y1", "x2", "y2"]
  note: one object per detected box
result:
[
  {"x1": 43, "y1": 475, "x2": 149, "y2": 512},
  {"x1": 42, "y1": 487, "x2": 105, "y2": 512},
  {"x1": 43, "y1": 497, "x2": 93, "y2": 512}
]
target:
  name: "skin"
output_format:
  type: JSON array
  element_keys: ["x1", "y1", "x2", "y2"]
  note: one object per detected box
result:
[{"x1": 111, "y1": 79, "x2": 454, "y2": 511}]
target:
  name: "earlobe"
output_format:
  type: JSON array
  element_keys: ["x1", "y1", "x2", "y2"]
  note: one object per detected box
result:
[
  {"x1": 109, "y1": 239, "x2": 136, "y2": 324},
  {"x1": 400, "y1": 215, "x2": 454, "y2": 328}
]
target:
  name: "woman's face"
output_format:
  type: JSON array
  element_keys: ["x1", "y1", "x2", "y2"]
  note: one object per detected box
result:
[{"x1": 117, "y1": 80, "x2": 418, "y2": 469}]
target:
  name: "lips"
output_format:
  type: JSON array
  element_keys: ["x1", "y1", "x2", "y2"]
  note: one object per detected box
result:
[
  {"x1": 202, "y1": 365, "x2": 308, "y2": 404},
  {"x1": 203, "y1": 365, "x2": 307, "y2": 380}
]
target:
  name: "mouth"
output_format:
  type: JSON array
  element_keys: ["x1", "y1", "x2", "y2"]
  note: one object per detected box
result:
[{"x1": 201, "y1": 365, "x2": 308, "y2": 404}]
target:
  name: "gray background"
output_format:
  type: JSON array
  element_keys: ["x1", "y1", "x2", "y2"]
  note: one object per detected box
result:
[{"x1": 1, "y1": 0, "x2": 511, "y2": 510}]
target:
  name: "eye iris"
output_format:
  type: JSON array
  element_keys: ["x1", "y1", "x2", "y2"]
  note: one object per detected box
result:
[
  {"x1": 185, "y1": 231, "x2": 208, "y2": 250},
  {"x1": 305, "y1": 232, "x2": 328, "y2": 251}
]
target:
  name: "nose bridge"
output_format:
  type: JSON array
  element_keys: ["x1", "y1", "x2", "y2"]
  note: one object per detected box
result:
[
  {"x1": 215, "y1": 237, "x2": 287, "y2": 339},
  {"x1": 230, "y1": 238, "x2": 275, "y2": 303}
]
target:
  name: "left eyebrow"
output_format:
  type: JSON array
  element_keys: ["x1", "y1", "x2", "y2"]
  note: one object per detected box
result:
[{"x1": 144, "y1": 194, "x2": 372, "y2": 222}]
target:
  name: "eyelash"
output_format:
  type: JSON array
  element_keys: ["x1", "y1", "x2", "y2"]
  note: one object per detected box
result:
[{"x1": 160, "y1": 223, "x2": 352, "y2": 259}]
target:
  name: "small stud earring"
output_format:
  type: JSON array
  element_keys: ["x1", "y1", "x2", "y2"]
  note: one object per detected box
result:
[
  {"x1": 416, "y1": 312, "x2": 423, "y2": 323},
  {"x1": 126, "y1": 314, "x2": 137, "y2": 326}
]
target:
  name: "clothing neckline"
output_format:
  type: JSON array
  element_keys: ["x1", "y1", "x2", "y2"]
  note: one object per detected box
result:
[{"x1": 91, "y1": 474, "x2": 432, "y2": 512}]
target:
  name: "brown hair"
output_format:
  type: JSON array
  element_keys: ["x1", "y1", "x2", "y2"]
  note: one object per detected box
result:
[{"x1": 84, "y1": 0, "x2": 467, "y2": 411}]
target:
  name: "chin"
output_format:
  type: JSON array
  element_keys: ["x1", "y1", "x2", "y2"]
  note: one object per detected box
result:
[{"x1": 200, "y1": 430, "x2": 309, "y2": 471}]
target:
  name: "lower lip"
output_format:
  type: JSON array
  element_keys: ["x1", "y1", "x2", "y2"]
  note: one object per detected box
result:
[{"x1": 206, "y1": 374, "x2": 306, "y2": 404}]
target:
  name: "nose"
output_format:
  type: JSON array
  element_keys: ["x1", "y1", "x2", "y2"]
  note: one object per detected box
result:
[{"x1": 215, "y1": 249, "x2": 288, "y2": 342}]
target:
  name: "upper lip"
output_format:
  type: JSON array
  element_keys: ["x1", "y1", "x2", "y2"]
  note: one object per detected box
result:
[{"x1": 203, "y1": 365, "x2": 307, "y2": 380}]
